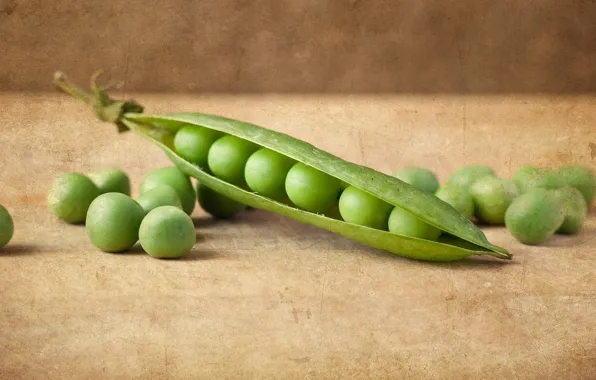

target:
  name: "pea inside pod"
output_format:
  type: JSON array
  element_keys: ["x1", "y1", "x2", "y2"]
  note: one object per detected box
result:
[
  {"x1": 338, "y1": 186, "x2": 393, "y2": 230},
  {"x1": 245, "y1": 148, "x2": 296, "y2": 201},
  {"x1": 173, "y1": 125, "x2": 224, "y2": 170},
  {"x1": 51, "y1": 72, "x2": 512, "y2": 262},
  {"x1": 207, "y1": 135, "x2": 259, "y2": 187}
]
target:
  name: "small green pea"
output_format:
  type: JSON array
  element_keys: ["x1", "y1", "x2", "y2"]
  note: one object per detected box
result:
[
  {"x1": 47, "y1": 172, "x2": 101, "y2": 224},
  {"x1": 393, "y1": 167, "x2": 440, "y2": 194},
  {"x1": 557, "y1": 165, "x2": 596, "y2": 206},
  {"x1": 207, "y1": 135, "x2": 259, "y2": 186},
  {"x1": 513, "y1": 167, "x2": 562, "y2": 193},
  {"x1": 0, "y1": 205, "x2": 14, "y2": 249},
  {"x1": 553, "y1": 186, "x2": 588, "y2": 234},
  {"x1": 87, "y1": 168, "x2": 131, "y2": 195},
  {"x1": 470, "y1": 177, "x2": 519, "y2": 225},
  {"x1": 173, "y1": 125, "x2": 225, "y2": 170},
  {"x1": 388, "y1": 206, "x2": 442, "y2": 240},
  {"x1": 285, "y1": 163, "x2": 342, "y2": 214},
  {"x1": 505, "y1": 188, "x2": 564, "y2": 245},
  {"x1": 338, "y1": 186, "x2": 393, "y2": 230},
  {"x1": 434, "y1": 184, "x2": 475, "y2": 220},
  {"x1": 447, "y1": 165, "x2": 496, "y2": 189},
  {"x1": 139, "y1": 206, "x2": 196, "y2": 259},
  {"x1": 136, "y1": 185, "x2": 183, "y2": 216},
  {"x1": 139, "y1": 167, "x2": 196, "y2": 215},
  {"x1": 244, "y1": 148, "x2": 296, "y2": 201},
  {"x1": 196, "y1": 183, "x2": 246, "y2": 219},
  {"x1": 85, "y1": 193, "x2": 145, "y2": 253}
]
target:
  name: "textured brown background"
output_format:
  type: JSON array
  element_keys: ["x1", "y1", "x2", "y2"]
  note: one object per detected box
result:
[{"x1": 1, "y1": 0, "x2": 596, "y2": 93}]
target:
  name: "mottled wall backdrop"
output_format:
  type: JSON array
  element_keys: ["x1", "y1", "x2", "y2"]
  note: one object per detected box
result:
[{"x1": 1, "y1": 0, "x2": 595, "y2": 93}]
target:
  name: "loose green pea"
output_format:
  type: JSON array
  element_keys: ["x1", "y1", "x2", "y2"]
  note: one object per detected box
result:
[
  {"x1": 139, "y1": 167, "x2": 196, "y2": 215},
  {"x1": 47, "y1": 172, "x2": 101, "y2": 224},
  {"x1": 207, "y1": 135, "x2": 259, "y2": 186},
  {"x1": 513, "y1": 167, "x2": 562, "y2": 193},
  {"x1": 85, "y1": 193, "x2": 145, "y2": 253},
  {"x1": 505, "y1": 188, "x2": 564, "y2": 245},
  {"x1": 448, "y1": 165, "x2": 496, "y2": 189},
  {"x1": 87, "y1": 168, "x2": 131, "y2": 195},
  {"x1": 553, "y1": 187, "x2": 588, "y2": 234},
  {"x1": 173, "y1": 125, "x2": 225, "y2": 169},
  {"x1": 470, "y1": 176, "x2": 519, "y2": 225},
  {"x1": 393, "y1": 167, "x2": 440, "y2": 194},
  {"x1": 557, "y1": 165, "x2": 596, "y2": 206},
  {"x1": 244, "y1": 148, "x2": 296, "y2": 200},
  {"x1": 139, "y1": 206, "x2": 196, "y2": 259},
  {"x1": 285, "y1": 163, "x2": 342, "y2": 214},
  {"x1": 136, "y1": 185, "x2": 183, "y2": 216},
  {"x1": 0, "y1": 205, "x2": 14, "y2": 249},
  {"x1": 338, "y1": 186, "x2": 393, "y2": 230},
  {"x1": 196, "y1": 183, "x2": 246, "y2": 219},
  {"x1": 388, "y1": 206, "x2": 442, "y2": 240},
  {"x1": 434, "y1": 184, "x2": 474, "y2": 220}
]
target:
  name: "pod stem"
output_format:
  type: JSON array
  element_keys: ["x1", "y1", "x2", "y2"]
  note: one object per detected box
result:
[{"x1": 52, "y1": 71, "x2": 144, "y2": 133}]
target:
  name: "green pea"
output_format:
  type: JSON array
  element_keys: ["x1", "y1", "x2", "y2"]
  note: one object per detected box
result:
[
  {"x1": 557, "y1": 165, "x2": 596, "y2": 206},
  {"x1": 505, "y1": 188, "x2": 564, "y2": 245},
  {"x1": 338, "y1": 186, "x2": 393, "y2": 230},
  {"x1": 285, "y1": 163, "x2": 342, "y2": 214},
  {"x1": 244, "y1": 148, "x2": 296, "y2": 200},
  {"x1": 85, "y1": 193, "x2": 145, "y2": 253},
  {"x1": 434, "y1": 184, "x2": 474, "y2": 220},
  {"x1": 553, "y1": 187, "x2": 588, "y2": 234},
  {"x1": 173, "y1": 125, "x2": 225, "y2": 169},
  {"x1": 47, "y1": 172, "x2": 101, "y2": 224},
  {"x1": 388, "y1": 206, "x2": 442, "y2": 241},
  {"x1": 207, "y1": 135, "x2": 259, "y2": 186},
  {"x1": 470, "y1": 176, "x2": 518, "y2": 225},
  {"x1": 87, "y1": 168, "x2": 131, "y2": 195},
  {"x1": 196, "y1": 183, "x2": 246, "y2": 219},
  {"x1": 0, "y1": 205, "x2": 14, "y2": 249},
  {"x1": 393, "y1": 167, "x2": 440, "y2": 194},
  {"x1": 139, "y1": 206, "x2": 196, "y2": 259},
  {"x1": 513, "y1": 167, "x2": 562, "y2": 193},
  {"x1": 139, "y1": 167, "x2": 196, "y2": 215},
  {"x1": 136, "y1": 185, "x2": 182, "y2": 216},
  {"x1": 448, "y1": 165, "x2": 496, "y2": 189}
]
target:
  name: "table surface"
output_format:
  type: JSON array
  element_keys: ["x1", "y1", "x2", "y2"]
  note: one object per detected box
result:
[{"x1": 1, "y1": 93, "x2": 596, "y2": 379}]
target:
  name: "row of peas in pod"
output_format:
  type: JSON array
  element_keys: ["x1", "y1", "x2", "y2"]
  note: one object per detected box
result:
[
  {"x1": 392, "y1": 164, "x2": 595, "y2": 245},
  {"x1": 173, "y1": 125, "x2": 445, "y2": 241},
  {"x1": 172, "y1": 125, "x2": 596, "y2": 246}
]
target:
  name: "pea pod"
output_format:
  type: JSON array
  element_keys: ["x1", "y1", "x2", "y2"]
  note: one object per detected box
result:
[{"x1": 52, "y1": 71, "x2": 511, "y2": 262}]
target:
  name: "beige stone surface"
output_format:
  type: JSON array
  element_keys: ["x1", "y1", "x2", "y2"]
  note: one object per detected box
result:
[{"x1": 1, "y1": 93, "x2": 596, "y2": 379}]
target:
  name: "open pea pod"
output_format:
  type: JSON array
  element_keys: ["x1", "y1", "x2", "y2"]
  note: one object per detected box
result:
[{"x1": 52, "y1": 71, "x2": 511, "y2": 262}]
